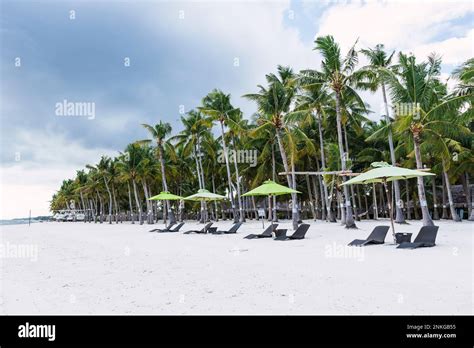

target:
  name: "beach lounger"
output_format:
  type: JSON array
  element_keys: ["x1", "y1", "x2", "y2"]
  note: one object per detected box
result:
[
  {"x1": 210, "y1": 222, "x2": 243, "y2": 234},
  {"x1": 183, "y1": 222, "x2": 213, "y2": 234},
  {"x1": 274, "y1": 224, "x2": 310, "y2": 241},
  {"x1": 157, "y1": 222, "x2": 185, "y2": 233},
  {"x1": 243, "y1": 224, "x2": 278, "y2": 239},
  {"x1": 149, "y1": 222, "x2": 176, "y2": 232},
  {"x1": 397, "y1": 226, "x2": 439, "y2": 249},
  {"x1": 348, "y1": 226, "x2": 389, "y2": 246}
]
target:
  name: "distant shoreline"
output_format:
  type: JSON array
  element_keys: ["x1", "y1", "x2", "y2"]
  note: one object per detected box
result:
[{"x1": 0, "y1": 217, "x2": 50, "y2": 226}]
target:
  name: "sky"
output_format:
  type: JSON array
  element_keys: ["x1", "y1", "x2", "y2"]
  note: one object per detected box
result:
[{"x1": 0, "y1": 0, "x2": 473, "y2": 219}]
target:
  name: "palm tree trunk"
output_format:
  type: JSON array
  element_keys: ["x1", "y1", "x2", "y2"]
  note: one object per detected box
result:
[
  {"x1": 379, "y1": 184, "x2": 386, "y2": 217},
  {"x1": 219, "y1": 121, "x2": 237, "y2": 222},
  {"x1": 193, "y1": 146, "x2": 205, "y2": 223},
  {"x1": 112, "y1": 185, "x2": 119, "y2": 223},
  {"x1": 158, "y1": 145, "x2": 176, "y2": 224},
  {"x1": 343, "y1": 124, "x2": 359, "y2": 222},
  {"x1": 306, "y1": 174, "x2": 317, "y2": 220},
  {"x1": 132, "y1": 179, "x2": 143, "y2": 225},
  {"x1": 441, "y1": 174, "x2": 449, "y2": 219},
  {"x1": 363, "y1": 186, "x2": 369, "y2": 219},
  {"x1": 431, "y1": 177, "x2": 439, "y2": 220},
  {"x1": 197, "y1": 141, "x2": 208, "y2": 223},
  {"x1": 313, "y1": 174, "x2": 325, "y2": 220},
  {"x1": 211, "y1": 174, "x2": 219, "y2": 221},
  {"x1": 372, "y1": 183, "x2": 378, "y2": 220},
  {"x1": 335, "y1": 92, "x2": 356, "y2": 228},
  {"x1": 413, "y1": 191, "x2": 420, "y2": 220},
  {"x1": 271, "y1": 143, "x2": 278, "y2": 222},
  {"x1": 413, "y1": 133, "x2": 434, "y2": 226},
  {"x1": 103, "y1": 177, "x2": 113, "y2": 224},
  {"x1": 79, "y1": 191, "x2": 86, "y2": 223},
  {"x1": 231, "y1": 136, "x2": 245, "y2": 222},
  {"x1": 337, "y1": 191, "x2": 345, "y2": 224},
  {"x1": 443, "y1": 162, "x2": 461, "y2": 222},
  {"x1": 127, "y1": 181, "x2": 134, "y2": 224},
  {"x1": 382, "y1": 83, "x2": 405, "y2": 223},
  {"x1": 356, "y1": 184, "x2": 363, "y2": 219},
  {"x1": 291, "y1": 154, "x2": 300, "y2": 224},
  {"x1": 316, "y1": 111, "x2": 334, "y2": 222},
  {"x1": 142, "y1": 180, "x2": 152, "y2": 224},
  {"x1": 275, "y1": 129, "x2": 298, "y2": 229},
  {"x1": 405, "y1": 180, "x2": 411, "y2": 220},
  {"x1": 96, "y1": 190, "x2": 103, "y2": 223},
  {"x1": 312, "y1": 174, "x2": 322, "y2": 220}
]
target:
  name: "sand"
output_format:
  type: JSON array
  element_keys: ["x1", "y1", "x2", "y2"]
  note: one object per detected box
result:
[{"x1": 0, "y1": 219, "x2": 472, "y2": 314}]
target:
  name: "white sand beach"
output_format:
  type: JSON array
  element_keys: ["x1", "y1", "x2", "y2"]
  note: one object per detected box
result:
[{"x1": 1, "y1": 220, "x2": 472, "y2": 315}]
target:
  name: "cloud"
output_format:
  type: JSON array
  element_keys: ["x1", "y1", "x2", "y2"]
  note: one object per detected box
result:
[
  {"x1": 1, "y1": 130, "x2": 117, "y2": 219},
  {"x1": 315, "y1": 0, "x2": 473, "y2": 52},
  {"x1": 412, "y1": 29, "x2": 474, "y2": 66}
]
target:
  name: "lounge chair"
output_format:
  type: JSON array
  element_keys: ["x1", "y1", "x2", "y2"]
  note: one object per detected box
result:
[
  {"x1": 274, "y1": 224, "x2": 310, "y2": 241},
  {"x1": 210, "y1": 222, "x2": 243, "y2": 234},
  {"x1": 183, "y1": 222, "x2": 213, "y2": 234},
  {"x1": 149, "y1": 222, "x2": 176, "y2": 233},
  {"x1": 397, "y1": 226, "x2": 439, "y2": 249},
  {"x1": 243, "y1": 224, "x2": 278, "y2": 239},
  {"x1": 348, "y1": 226, "x2": 389, "y2": 246},
  {"x1": 157, "y1": 222, "x2": 185, "y2": 233}
]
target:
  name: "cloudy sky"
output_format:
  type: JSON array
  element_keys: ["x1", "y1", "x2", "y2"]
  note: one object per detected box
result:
[{"x1": 0, "y1": 0, "x2": 472, "y2": 219}]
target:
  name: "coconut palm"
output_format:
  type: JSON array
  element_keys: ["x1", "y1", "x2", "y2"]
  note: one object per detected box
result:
[
  {"x1": 300, "y1": 35, "x2": 364, "y2": 228},
  {"x1": 137, "y1": 121, "x2": 177, "y2": 224},
  {"x1": 358, "y1": 44, "x2": 406, "y2": 223},
  {"x1": 172, "y1": 110, "x2": 213, "y2": 222},
  {"x1": 244, "y1": 65, "x2": 300, "y2": 229},
  {"x1": 199, "y1": 89, "x2": 242, "y2": 222},
  {"x1": 290, "y1": 82, "x2": 336, "y2": 222},
  {"x1": 389, "y1": 53, "x2": 470, "y2": 226},
  {"x1": 87, "y1": 156, "x2": 114, "y2": 224}
]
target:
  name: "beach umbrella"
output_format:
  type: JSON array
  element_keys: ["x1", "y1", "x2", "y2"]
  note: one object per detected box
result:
[
  {"x1": 242, "y1": 180, "x2": 300, "y2": 228},
  {"x1": 342, "y1": 162, "x2": 435, "y2": 241},
  {"x1": 184, "y1": 189, "x2": 227, "y2": 222},
  {"x1": 148, "y1": 191, "x2": 183, "y2": 201},
  {"x1": 148, "y1": 191, "x2": 183, "y2": 224},
  {"x1": 184, "y1": 189, "x2": 226, "y2": 201}
]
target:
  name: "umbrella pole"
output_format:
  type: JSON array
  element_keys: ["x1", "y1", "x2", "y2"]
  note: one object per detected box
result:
[{"x1": 383, "y1": 179, "x2": 396, "y2": 243}]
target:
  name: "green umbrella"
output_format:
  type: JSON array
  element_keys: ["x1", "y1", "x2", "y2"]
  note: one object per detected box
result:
[
  {"x1": 148, "y1": 191, "x2": 183, "y2": 225},
  {"x1": 242, "y1": 180, "x2": 300, "y2": 229},
  {"x1": 148, "y1": 191, "x2": 183, "y2": 201},
  {"x1": 342, "y1": 162, "x2": 435, "y2": 241},
  {"x1": 184, "y1": 189, "x2": 226, "y2": 201},
  {"x1": 184, "y1": 189, "x2": 226, "y2": 222},
  {"x1": 242, "y1": 180, "x2": 300, "y2": 197}
]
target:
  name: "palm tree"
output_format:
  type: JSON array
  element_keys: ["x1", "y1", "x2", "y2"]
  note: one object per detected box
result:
[
  {"x1": 200, "y1": 89, "x2": 242, "y2": 222},
  {"x1": 173, "y1": 110, "x2": 213, "y2": 222},
  {"x1": 116, "y1": 144, "x2": 146, "y2": 225},
  {"x1": 138, "y1": 121, "x2": 177, "y2": 224},
  {"x1": 390, "y1": 53, "x2": 470, "y2": 226},
  {"x1": 244, "y1": 65, "x2": 300, "y2": 229},
  {"x1": 290, "y1": 82, "x2": 336, "y2": 222},
  {"x1": 359, "y1": 44, "x2": 406, "y2": 223},
  {"x1": 87, "y1": 156, "x2": 114, "y2": 224},
  {"x1": 301, "y1": 35, "x2": 363, "y2": 228}
]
